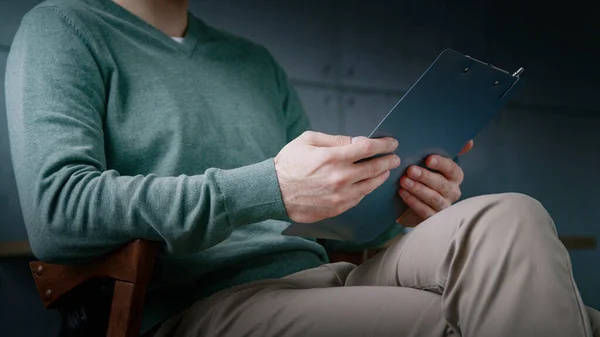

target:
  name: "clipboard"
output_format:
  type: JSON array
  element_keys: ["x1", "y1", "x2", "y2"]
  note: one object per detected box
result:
[{"x1": 283, "y1": 49, "x2": 524, "y2": 243}]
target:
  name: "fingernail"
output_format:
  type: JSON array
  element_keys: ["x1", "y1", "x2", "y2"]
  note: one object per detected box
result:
[
  {"x1": 410, "y1": 167, "x2": 421, "y2": 178},
  {"x1": 392, "y1": 139, "x2": 398, "y2": 148},
  {"x1": 403, "y1": 178, "x2": 414, "y2": 188},
  {"x1": 429, "y1": 157, "x2": 438, "y2": 166},
  {"x1": 394, "y1": 156, "x2": 401, "y2": 166}
]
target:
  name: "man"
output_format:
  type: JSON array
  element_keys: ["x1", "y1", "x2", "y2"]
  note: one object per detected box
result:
[{"x1": 5, "y1": 0, "x2": 599, "y2": 336}]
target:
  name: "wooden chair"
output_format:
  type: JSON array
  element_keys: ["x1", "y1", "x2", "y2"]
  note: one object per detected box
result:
[
  {"x1": 29, "y1": 240, "x2": 160, "y2": 337},
  {"x1": 28, "y1": 239, "x2": 379, "y2": 337},
  {"x1": 27, "y1": 236, "x2": 596, "y2": 337}
]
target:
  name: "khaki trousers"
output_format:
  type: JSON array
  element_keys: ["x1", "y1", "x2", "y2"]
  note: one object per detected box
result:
[{"x1": 155, "y1": 193, "x2": 600, "y2": 337}]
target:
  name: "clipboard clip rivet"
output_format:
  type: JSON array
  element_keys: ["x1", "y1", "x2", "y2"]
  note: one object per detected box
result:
[
  {"x1": 493, "y1": 80, "x2": 499, "y2": 86},
  {"x1": 463, "y1": 67, "x2": 469, "y2": 73}
]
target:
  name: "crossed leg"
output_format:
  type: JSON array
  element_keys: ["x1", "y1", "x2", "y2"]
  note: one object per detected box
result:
[
  {"x1": 154, "y1": 193, "x2": 598, "y2": 337},
  {"x1": 347, "y1": 193, "x2": 595, "y2": 337}
]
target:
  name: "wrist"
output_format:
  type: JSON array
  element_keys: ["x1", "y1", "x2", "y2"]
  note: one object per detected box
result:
[{"x1": 215, "y1": 158, "x2": 289, "y2": 227}]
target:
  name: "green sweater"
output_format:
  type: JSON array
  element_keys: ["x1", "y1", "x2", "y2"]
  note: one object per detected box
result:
[{"x1": 5, "y1": 0, "x2": 401, "y2": 332}]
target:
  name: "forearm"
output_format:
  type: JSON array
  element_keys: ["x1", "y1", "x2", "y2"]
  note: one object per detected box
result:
[{"x1": 18, "y1": 158, "x2": 287, "y2": 263}]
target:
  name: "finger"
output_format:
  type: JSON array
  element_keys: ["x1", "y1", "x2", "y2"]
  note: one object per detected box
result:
[
  {"x1": 399, "y1": 188, "x2": 437, "y2": 220},
  {"x1": 425, "y1": 155, "x2": 464, "y2": 183},
  {"x1": 301, "y1": 131, "x2": 352, "y2": 147},
  {"x1": 340, "y1": 137, "x2": 398, "y2": 162},
  {"x1": 406, "y1": 165, "x2": 456, "y2": 199},
  {"x1": 399, "y1": 176, "x2": 450, "y2": 212},
  {"x1": 458, "y1": 140, "x2": 474, "y2": 156},
  {"x1": 353, "y1": 169, "x2": 391, "y2": 197},
  {"x1": 352, "y1": 154, "x2": 400, "y2": 182}
]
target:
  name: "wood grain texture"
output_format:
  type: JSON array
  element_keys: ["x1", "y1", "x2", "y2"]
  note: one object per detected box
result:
[
  {"x1": 29, "y1": 240, "x2": 159, "y2": 308},
  {"x1": 107, "y1": 281, "x2": 148, "y2": 337}
]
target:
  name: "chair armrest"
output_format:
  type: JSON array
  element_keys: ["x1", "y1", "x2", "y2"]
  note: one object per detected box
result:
[{"x1": 30, "y1": 239, "x2": 159, "y2": 308}]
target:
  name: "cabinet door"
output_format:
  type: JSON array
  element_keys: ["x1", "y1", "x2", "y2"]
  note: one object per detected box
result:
[{"x1": 190, "y1": 0, "x2": 338, "y2": 85}]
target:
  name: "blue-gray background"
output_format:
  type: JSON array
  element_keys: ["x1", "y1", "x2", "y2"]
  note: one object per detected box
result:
[{"x1": 1, "y1": 0, "x2": 598, "y2": 336}]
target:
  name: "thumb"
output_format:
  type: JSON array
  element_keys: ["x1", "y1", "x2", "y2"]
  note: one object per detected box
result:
[{"x1": 301, "y1": 131, "x2": 353, "y2": 147}]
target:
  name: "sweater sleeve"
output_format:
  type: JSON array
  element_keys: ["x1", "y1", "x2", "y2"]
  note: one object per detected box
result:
[{"x1": 5, "y1": 7, "x2": 288, "y2": 264}]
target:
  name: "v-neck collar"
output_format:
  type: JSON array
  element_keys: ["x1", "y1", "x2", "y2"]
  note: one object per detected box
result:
[{"x1": 89, "y1": 0, "x2": 200, "y2": 57}]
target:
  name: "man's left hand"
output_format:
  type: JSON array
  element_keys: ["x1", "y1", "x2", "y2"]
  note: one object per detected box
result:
[{"x1": 397, "y1": 140, "x2": 474, "y2": 226}]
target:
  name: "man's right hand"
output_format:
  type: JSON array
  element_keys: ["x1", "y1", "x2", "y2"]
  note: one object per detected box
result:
[{"x1": 274, "y1": 131, "x2": 400, "y2": 223}]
